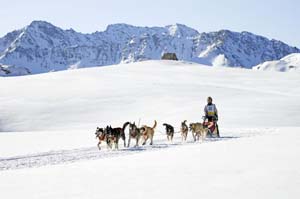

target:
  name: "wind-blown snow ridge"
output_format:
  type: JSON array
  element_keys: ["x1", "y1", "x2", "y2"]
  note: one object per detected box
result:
[
  {"x1": 0, "y1": 21, "x2": 299, "y2": 76},
  {"x1": 253, "y1": 53, "x2": 300, "y2": 72}
]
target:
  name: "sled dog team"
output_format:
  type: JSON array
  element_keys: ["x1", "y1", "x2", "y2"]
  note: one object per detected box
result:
[
  {"x1": 95, "y1": 120, "x2": 218, "y2": 150},
  {"x1": 95, "y1": 96, "x2": 219, "y2": 150}
]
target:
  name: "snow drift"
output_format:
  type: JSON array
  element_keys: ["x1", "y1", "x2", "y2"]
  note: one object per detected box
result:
[{"x1": 253, "y1": 53, "x2": 300, "y2": 72}]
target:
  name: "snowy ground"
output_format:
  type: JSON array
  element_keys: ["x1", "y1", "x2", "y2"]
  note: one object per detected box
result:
[{"x1": 0, "y1": 60, "x2": 300, "y2": 198}]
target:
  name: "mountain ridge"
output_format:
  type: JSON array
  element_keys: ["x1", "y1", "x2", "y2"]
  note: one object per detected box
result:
[{"x1": 0, "y1": 20, "x2": 299, "y2": 76}]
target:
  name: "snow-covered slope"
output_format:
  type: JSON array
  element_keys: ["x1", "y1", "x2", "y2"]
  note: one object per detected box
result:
[
  {"x1": 1, "y1": 60, "x2": 299, "y2": 133},
  {"x1": 0, "y1": 21, "x2": 299, "y2": 76},
  {"x1": 1, "y1": 127, "x2": 300, "y2": 199},
  {"x1": 253, "y1": 53, "x2": 300, "y2": 72},
  {"x1": 0, "y1": 61, "x2": 300, "y2": 198}
]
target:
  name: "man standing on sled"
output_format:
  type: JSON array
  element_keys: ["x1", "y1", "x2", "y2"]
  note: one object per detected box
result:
[{"x1": 203, "y1": 96, "x2": 220, "y2": 137}]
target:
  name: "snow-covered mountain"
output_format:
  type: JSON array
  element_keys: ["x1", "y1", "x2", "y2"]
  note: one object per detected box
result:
[
  {"x1": 253, "y1": 53, "x2": 300, "y2": 72},
  {"x1": 0, "y1": 20, "x2": 299, "y2": 76}
]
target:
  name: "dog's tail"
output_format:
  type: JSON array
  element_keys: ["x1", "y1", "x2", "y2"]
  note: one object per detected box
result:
[
  {"x1": 122, "y1": 122, "x2": 130, "y2": 132},
  {"x1": 152, "y1": 120, "x2": 157, "y2": 129},
  {"x1": 121, "y1": 132, "x2": 126, "y2": 144},
  {"x1": 183, "y1": 120, "x2": 187, "y2": 124},
  {"x1": 121, "y1": 122, "x2": 129, "y2": 147}
]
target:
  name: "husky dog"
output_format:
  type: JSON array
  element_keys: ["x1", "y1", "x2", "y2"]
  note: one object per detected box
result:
[
  {"x1": 180, "y1": 120, "x2": 189, "y2": 142},
  {"x1": 140, "y1": 120, "x2": 157, "y2": 145},
  {"x1": 163, "y1": 123, "x2": 175, "y2": 142},
  {"x1": 124, "y1": 122, "x2": 142, "y2": 147},
  {"x1": 95, "y1": 127, "x2": 108, "y2": 150},
  {"x1": 189, "y1": 122, "x2": 209, "y2": 141},
  {"x1": 105, "y1": 122, "x2": 127, "y2": 149}
]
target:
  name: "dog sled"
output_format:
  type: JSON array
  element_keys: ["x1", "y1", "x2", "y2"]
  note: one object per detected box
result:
[
  {"x1": 202, "y1": 116, "x2": 220, "y2": 138},
  {"x1": 95, "y1": 118, "x2": 220, "y2": 150}
]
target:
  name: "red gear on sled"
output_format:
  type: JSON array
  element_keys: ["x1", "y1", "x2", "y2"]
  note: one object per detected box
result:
[{"x1": 203, "y1": 121, "x2": 216, "y2": 133}]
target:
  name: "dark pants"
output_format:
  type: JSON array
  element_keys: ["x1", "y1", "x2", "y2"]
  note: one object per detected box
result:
[{"x1": 206, "y1": 116, "x2": 215, "y2": 122}]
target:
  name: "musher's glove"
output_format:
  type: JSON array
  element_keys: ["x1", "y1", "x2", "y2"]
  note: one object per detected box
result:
[{"x1": 214, "y1": 115, "x2": 218, "y2": 121}]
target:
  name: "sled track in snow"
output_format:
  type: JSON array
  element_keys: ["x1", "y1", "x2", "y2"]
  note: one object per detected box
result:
[
  {"x1": 0, "y1": 136, "x2": 240, "y2": 171},
  {"x1": 1, "y1": 128, "x2": 273, "y2": 171}
]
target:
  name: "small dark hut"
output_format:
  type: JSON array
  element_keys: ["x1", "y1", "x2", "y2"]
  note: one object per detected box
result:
[{"x1": 161, "y1": 53, "x2": 178, "y2": 61}]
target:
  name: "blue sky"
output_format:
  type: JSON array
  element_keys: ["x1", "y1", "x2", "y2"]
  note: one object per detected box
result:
[{"x1": 1, "y1": 0, "x2": 299, "y2": 47}]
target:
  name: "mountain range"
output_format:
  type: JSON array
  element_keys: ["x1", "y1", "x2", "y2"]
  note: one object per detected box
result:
[{"x1": 0, "y1": 20, "x2": 299, "y2": 76}]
